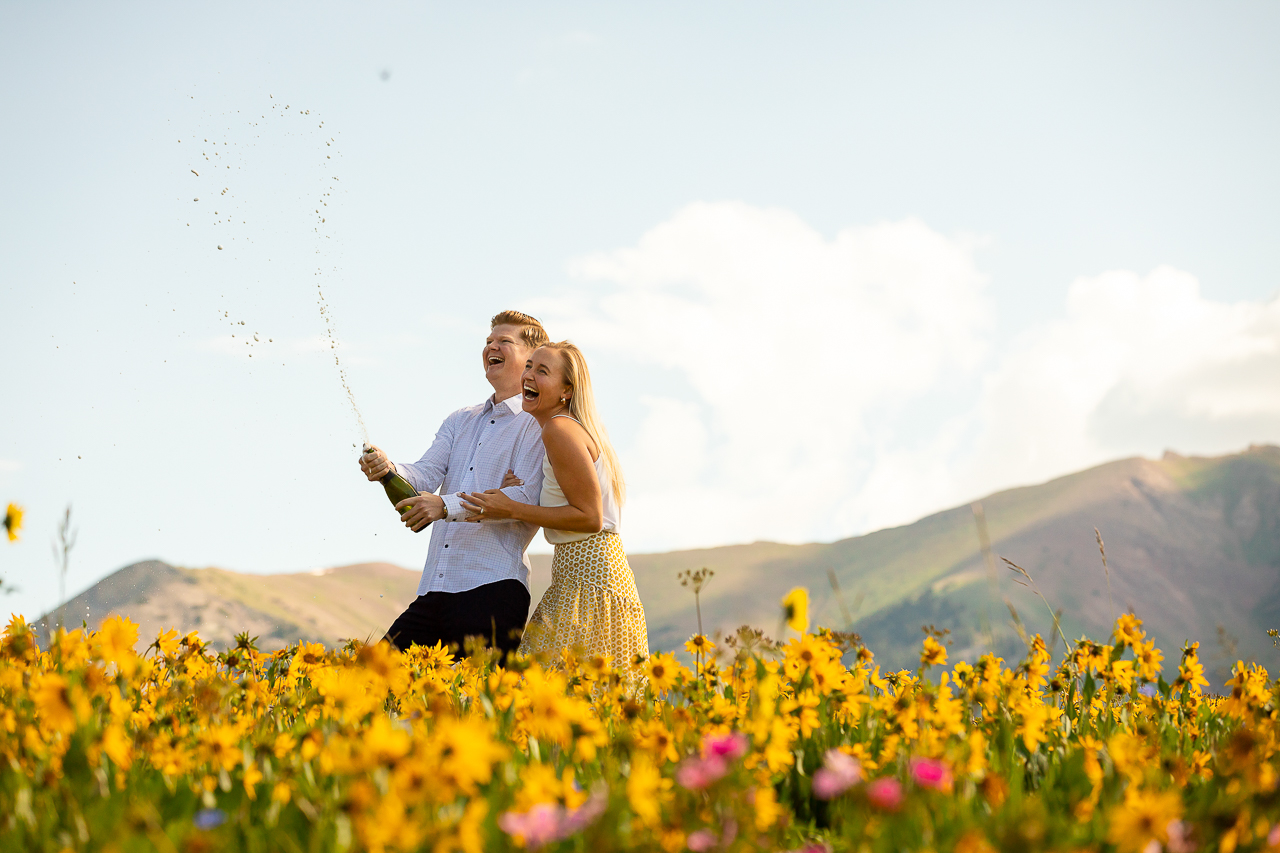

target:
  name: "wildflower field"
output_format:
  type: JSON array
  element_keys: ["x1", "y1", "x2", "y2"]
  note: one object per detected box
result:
[{"x1": 2, "y1": 598, "x2": 1277, "y2": 853}]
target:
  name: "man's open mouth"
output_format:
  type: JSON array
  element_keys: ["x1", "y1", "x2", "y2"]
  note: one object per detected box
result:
[
  {"x1": 487, "y1": 355, "x2": 504, "y2": 366},
  {"x1": 522, "y1": 383, "x2": 539, "y2": 400}
]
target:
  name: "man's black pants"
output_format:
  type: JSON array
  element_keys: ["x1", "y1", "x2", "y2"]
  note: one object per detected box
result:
[{"x1": 383, "y1": 579, "x2": 530, "y2": 656}]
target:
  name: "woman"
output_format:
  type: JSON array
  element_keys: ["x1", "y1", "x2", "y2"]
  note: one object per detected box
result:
[{"x1": 460, "y1": 341, "x2": 649, "y2": 679}]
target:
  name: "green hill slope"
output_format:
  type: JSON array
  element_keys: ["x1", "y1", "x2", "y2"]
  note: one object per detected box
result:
[{"x1": 622, "y1": 445, "x2": 1280, "y2": 682}]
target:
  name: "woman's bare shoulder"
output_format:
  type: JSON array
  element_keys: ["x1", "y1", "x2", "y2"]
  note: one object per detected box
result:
[{"x1": 542, "y1": 417, "x2": 596, "y2": 457}]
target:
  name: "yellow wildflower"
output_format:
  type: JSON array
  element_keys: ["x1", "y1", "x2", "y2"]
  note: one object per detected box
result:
[
  {"x1": 1175, "y1": 643, "x2": 1210, "y2": 693},
  {"x1": 433, "y1": 717, "x2": 508, "y2": 794},
  {"x1": 1110, "y1": 659, "x2": 1136, "y2": 694},
  {"x1": 1135, "y1": 639, "x2": 1163, "y2": 681},
  {"x1": 100, "y1": 723, "x2": 132, "y2": 770},
  {"x1": 32, "y1": 672, "x2": 82, "y2": 734},
  {"x1": 3, "y1": 503, "x2": 22, "y2": 542},
  {"x1": 242, "y1": 761, "x2": 263, "y2": 799},
  {"x1": 921, "y1": 636, "x2": 948, "y2": 668},
  {"x1": 455, "y1": 799, "x2": 489, "y2": 853},
  {"x1": 782, "y1": 587, "x2": 809, "y2": 634},
  {"x1": 1113, "y1": 613, "x2": 1145, "y2": 648},
  {"x1": 643, "y1": 652, "x2": 684, "y2": 695},
  {"x1": 955, "y1": 830, "x2": 997, "y2": 853},
  {"x1": 514, "y1": 762, "x2": 562, "y2": 810},
  {"x1": 200, "y1": 723, "x2": 244, "y2": 772},
  {"x1": 1107, "y1": 788, "x2": 1182, "y2": 853},
  {"x1": 95, "y1": 615, "x2": 140, "y2": 678},
  {"x1": 753, "y1": 780, "x2": 781, "y2": 830},
  {"x1": 634, "y1": 717, "x2": 681, "y2": 763},
  {"x1": 154, "y1": 628, "x2": 181, "y2": 658},
  {"x1": 627, "y1": 753, "x2": 669, "y2": 827},
  {"x1": 684, "y1": 634, "x2": 715, "y2": 657}
]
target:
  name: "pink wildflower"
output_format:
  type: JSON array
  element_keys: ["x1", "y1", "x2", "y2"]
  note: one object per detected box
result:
[
  {"x1": 812, "y1": 750, "x2": 863, "y2": 799},
  {"x1": 561, "y1": 791, "x2": 607, "y2": 835},
  {"x1": 497, "y1": 791, "x2": 608, "y2": 849},
  {"x1": 1167, "y1": 819, "x2": 1197, "y2": 853},
  {"x1": 498, "y1": 804, "x2": 563, "y2": 849},
  {"x1": 909, "y1": 757, "x2": 952, "y2": 791},
  {"x1": 687, "y1": 829, "x2": 718, "y2": 851},
  {"x1": 722, "y1": 817, "x2": 738, "y2": 847},
  {"x1": 865, "y1": 777, "x2": 904, "y2": 811},
  {"x1": 676, "y1": 755, "x2": 728, "y2": 789},
  {"x1": 703, "y1": 731, "x2": 748, "y2": 761}
]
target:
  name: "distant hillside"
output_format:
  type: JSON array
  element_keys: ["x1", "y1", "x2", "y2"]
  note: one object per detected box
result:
[
  {"x1": 627, "y1": 444, "x2": 1280, "y2": 682},
  {"x1": 41, "y1": 446, "x2": 1280, "y2": 685},
  {"x1": 39, "y1": 562, "x2": 419, "y2": 652}
]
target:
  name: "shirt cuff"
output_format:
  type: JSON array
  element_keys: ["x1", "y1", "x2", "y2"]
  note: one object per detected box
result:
[{"x1": 440, "y1": 493, "x2": 466, "y2": 522}]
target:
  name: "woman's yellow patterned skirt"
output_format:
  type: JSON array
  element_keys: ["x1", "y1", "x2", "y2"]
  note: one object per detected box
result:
[{"x1": 519, "y1": 531, "x2": 649, "y2": 683}]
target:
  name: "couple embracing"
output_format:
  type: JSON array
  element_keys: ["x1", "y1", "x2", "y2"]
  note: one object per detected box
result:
[{"x1": 359, "y1": 310, "x2": 649, "y2": 673}]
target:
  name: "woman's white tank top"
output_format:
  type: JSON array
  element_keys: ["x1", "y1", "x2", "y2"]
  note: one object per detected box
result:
[{"x1": 540, "y1": 416, "x2": 621, "y2": 545}]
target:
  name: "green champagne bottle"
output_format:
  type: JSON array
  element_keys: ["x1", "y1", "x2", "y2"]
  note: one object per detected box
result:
[{"x1": 363, "y1": 445, "x2": 425, "y2": 531}]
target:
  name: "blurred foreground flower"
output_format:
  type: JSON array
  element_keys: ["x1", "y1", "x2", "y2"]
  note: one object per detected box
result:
[
  {"x1": 865, "y1": 777, "x2": 904, "y2": 811},
  {"x1": 193, "y1": 809, "x2": 227, "y2": 830},
  {"x1": 920, "y1": 635, "x2": 947, "y2": 668},
  {"x1": 782, "y1": 587, "x2": 809, "y2": 634},
  {"x1": 909, "y1": 757, "x2": 952, "y2": 791},
  {"x1": 677, "y1": 733, "x2": 749, "y2": 790},
  {"x1": 3, "y1": 503, "x2": 21, "y2": 542},
  {"x1": 813, "y1": 750, "x2": 863, "y2": 799},
  {"x1": 498, "y1": 791, "x2": 606, "y2": 849}
]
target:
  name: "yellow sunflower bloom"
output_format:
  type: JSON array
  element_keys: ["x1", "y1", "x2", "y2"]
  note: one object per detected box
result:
[
  {"x1": 782, "y1": 587, "x2": 809, "y2": 634},
  {"x1": 684, "y1": 634, "x2": 715, "y2": 657},
  {"x1": 921, "y1": 636, "x2": 948, "y2": 668},
  {"x1": 644, "y1": 652, "x2": 683, "y2": 694},
  {"x1": 1107, "y1": 789, "x2": 1182, "y2": 853},
  {"x1": 3, "y1": 503, "x2": 22, "y2": 542}
]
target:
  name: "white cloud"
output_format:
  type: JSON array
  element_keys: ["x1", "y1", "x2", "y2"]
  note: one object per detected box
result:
[
  {"x1": 538, "y1": 203, "x2": 1280, "y2": 551},
  {"x1": 955, "y1": 266, "x2": 1280, "y2": 499},
  {"x1": 539, "y1": 201, "x2": 993, "y2": 547}
]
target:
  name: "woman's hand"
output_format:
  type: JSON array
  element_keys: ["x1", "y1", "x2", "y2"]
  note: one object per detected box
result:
[
  {"x1": 460, "y1": 489, "x2": 522, "y2": 522},
  {"x1": 500, "y1": 468, "x2": 523, "y2": 489}
]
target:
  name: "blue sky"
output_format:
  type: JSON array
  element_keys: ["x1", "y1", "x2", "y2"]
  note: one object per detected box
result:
[{"x1": 3, "y1": 2, "x2": 1279, "y2": 623}]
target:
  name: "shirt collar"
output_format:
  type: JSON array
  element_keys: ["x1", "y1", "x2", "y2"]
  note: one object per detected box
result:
[{"x1": 489, "y1": 393, "x2": 524, "y2": 416}]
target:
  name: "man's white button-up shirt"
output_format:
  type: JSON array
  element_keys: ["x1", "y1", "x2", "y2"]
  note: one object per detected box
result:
[{"x1": 395, "y1": 394, "x2": 545, "y2": 596}]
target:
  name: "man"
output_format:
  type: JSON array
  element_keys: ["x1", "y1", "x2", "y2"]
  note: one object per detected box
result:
[{"x1": 360, "y1": 310, "x2": 549, "y2": 655}]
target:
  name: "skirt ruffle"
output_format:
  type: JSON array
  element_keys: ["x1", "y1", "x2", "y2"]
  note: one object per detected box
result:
[{"x1": 520, "y1": 531, "x2": 649, "y2": 682}]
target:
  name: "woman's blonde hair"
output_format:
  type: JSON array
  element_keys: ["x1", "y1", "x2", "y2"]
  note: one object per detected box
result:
[{"x1": 541, "y1": 341, "x2": 625, "y2": 506}]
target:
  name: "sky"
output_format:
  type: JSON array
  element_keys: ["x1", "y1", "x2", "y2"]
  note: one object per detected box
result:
[{"x1": 3, "y1": 2, "x2": 1280, "y2": 623}]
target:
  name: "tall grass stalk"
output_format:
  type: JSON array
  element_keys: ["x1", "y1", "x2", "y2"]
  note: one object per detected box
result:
[
  {"x1": 971, "y1": 502, "x2": 999, "y2": 652},
  {"x1": 51, "y1": 505, "x2": 77, "y2": 633},
  {"x1": 1095, "y1": 527, "x2": 1114, "y2": 625},
  {"x1": 1002, "y1": 556, "x2": 1071, "y2": 653}
]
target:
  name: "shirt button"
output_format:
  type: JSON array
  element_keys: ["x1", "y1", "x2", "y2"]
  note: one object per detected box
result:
[
  {"x1": 444, "y1": 544, "x2": 449, "y2": 548},
  {"x1": 469, "y1": 467, "x2": 473, "y2": 471},
  {"x1": 490, "y1": 420, "x2": 495, "y2": 424},
  {"x1": 437, "y1": 574, "x2": 443, "y2": 578}
]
